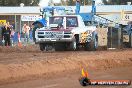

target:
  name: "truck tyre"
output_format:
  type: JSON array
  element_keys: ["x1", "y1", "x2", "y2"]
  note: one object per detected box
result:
[
  {"x1": 85, "y1": 35, "x2": 98, "y2": 51},
  {"x1": 70, "y1": 37, "x2": 78, "y2": 50},
  {"x1": 85, "y1": 42, "x2": 92, "y2": 51},
  {"x1": 55, "y1": 43, "x2": 65, "y2": 51},
  {"x1": 39, "y1": 43, "x2": 45, "y2": 51}
]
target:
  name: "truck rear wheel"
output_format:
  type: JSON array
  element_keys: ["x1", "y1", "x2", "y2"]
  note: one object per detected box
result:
[
  {"x1": 85, "y1": 42, "x2": 93, "y2": 51},
  {"x1": 85, "y1": 36, "x2": 98, "y2": 51}
]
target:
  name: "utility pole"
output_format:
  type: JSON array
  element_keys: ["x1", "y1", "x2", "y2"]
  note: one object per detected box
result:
[
  {"x1": 75, "y1": 0, "x2": 80, "y2": 15},
  {"x1": 91, "y1": 0, "x2": 96, "y2": 25}
]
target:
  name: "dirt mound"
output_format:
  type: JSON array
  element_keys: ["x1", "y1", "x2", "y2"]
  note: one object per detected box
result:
[
  {"x1": 0, "y1": 45, "x2": 40, "y2": 53},
  {"x1": 0, "y1": 49, "x2": 132, "y2": 84}
]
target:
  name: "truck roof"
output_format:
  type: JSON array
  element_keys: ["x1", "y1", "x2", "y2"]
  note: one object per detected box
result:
[{"x1": 51, "y1": 15, "x2": 81, "y2": 17}]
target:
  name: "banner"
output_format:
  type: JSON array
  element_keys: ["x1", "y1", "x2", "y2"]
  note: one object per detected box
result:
[
  {"x1": 0, "y1": 20, "x2": 6, "y2": 25},
  {"x1": 123, "y1": 14, "x2": 132, "y2": 21},
  {"x1": 21, "y1": 15, "x2": 42, "y2": 21}
]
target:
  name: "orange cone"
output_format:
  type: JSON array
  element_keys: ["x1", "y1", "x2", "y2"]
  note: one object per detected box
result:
[
  {"x1": 17, "y1": 32, "x2": 22, "y2": 47},
  {"x1": 18, "y1": 42, "x2": 22, "y2": 47}
]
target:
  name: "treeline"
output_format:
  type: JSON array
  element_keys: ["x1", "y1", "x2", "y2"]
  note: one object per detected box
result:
[
  {"x1": 0, "y1": 0, "x2": 131, "y2": 6},
  {"x1": 0, "y1": 0, "x2": 93, "y2": 6},
  {"x1": 0, "y1": 0, "x2": 39, "y2": 6},
  {"x1": 102, "y1": 0, "x2": 132, "y2": 5}
]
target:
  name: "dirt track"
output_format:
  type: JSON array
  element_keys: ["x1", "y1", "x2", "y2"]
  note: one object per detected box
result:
[
  {"x1": 0, "y1": 45, "x2": 132, "y2": 86},
  {"x1": 0, "y1": 67, "x2": 131, "y2": 88}
]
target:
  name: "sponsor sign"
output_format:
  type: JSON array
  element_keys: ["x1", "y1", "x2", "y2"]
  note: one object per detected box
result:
[
  {"x1": 90, "y1": 80, "x2": 131, "y2": 85},
  {"x1": 21, "y1": 15, "x2": 42, "y2": 21},
  {"x1": 79, "y1": 68, "x2": 131, "y2": 86},
  {"x1": 123, "y1": 14, "x2": 132, "y2": 21}
]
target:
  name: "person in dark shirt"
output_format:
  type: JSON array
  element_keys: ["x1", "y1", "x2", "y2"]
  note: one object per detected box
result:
[{"x1": 2, "y1": 23, "x2": 11, "y2": 46}]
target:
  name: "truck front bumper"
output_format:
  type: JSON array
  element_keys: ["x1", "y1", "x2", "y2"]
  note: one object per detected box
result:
[{"x1": 36, "y1": 38, "x2": 73, "y2": 43}]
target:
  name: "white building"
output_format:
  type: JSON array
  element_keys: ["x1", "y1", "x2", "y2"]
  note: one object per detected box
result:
[{"x1": 0, "y1": 5, "x2": 132, "y2": 32}]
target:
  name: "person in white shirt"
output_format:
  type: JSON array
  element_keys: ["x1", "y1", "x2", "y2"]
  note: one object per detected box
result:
[{"x1": 22, "y1": 24, "x2": 30, "y2": 43}]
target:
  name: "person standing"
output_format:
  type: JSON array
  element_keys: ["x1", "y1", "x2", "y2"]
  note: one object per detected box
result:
[
  {"x1": 1, "y1": 23, "x2": 11, "y2": 46},
  {"x1": 10, "y1": 29, "x2": 15, "y2": 46},
  {"x1": 22, "y1": 24, "x2": 30, "y2": 43}
]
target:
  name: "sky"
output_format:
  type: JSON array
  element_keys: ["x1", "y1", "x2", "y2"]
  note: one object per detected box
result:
[
  {"x1": 39, "y1": 0, "x2": 103, "y2": 7},
  {"x1": 39, "y1": 0, "x2": 61, "y2": 7},
  {"x1": 95, "y1": 0, "x2": 103, "y2": 4}
]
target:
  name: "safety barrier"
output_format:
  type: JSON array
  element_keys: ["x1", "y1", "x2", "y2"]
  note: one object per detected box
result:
[{"x1": 107, "y1": 27, "x2": 122, "y2": 49}]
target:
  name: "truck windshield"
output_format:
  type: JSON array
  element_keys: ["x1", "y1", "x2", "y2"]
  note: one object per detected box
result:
[
  {"x1": 49, "y1": 17, "x2": 63, "y2": 26},
  {"x1": 49, "y1": 16, "x2": 78, "y2": 28}
]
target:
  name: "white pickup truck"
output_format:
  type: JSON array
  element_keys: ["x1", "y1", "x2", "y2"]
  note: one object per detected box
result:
[{"x1": 34, "y1": 15, "x2": 98, "y2": 51}]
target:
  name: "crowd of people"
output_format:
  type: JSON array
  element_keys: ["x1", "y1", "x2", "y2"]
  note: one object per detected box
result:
[{"x1": 0, "y1": 22, "x2": 33, "y2": 46}]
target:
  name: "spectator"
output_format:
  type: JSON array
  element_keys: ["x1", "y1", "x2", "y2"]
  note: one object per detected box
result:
[
  {"x1": 11, "y1": 21, "x2": 15, "y2": 30},
  {"x1": 29, "y1": 25, "x2": 33, "y2": 40},
  {"x1": 7, "y1": 22, "x2": 12, "y2": 29},
  {"x1": 11, "y1": 29, "x2": 15, "y2": 46},
  {"x1": 1, "y1": 23, "x2": 11, "y2": 46},
  {"x1": 22, "y1": 24, "x2": 30, "y2": 43}
]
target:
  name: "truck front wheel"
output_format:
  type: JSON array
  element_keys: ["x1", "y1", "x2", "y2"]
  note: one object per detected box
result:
[
  {"x1": 39, "y1": 43, "x2": 45, "y2": 51},
  {"x1": 70, "y1": 37, "x2": 78, "y2": 50}
]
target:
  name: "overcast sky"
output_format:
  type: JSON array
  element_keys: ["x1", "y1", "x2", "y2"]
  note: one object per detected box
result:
[{"x1": 96, "y1": 0, "x2": 102, "y2": 3}]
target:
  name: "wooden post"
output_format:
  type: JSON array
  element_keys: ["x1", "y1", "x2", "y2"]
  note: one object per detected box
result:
[
  {"x1": 130, "y1": 33, "x2": 132, "y2": 47},
  {"x1": 110, "y1": 27, "x2": 113, "y2": 48},
  {"x1": 117, "y1": 28, "x2": 121, "y2": 49},
  {"x1": 14, "y1": 15, "x2": 17, "y2": 31},
  {"x1": 20, "y1": 15, "x2": 21, "y2": 34}
]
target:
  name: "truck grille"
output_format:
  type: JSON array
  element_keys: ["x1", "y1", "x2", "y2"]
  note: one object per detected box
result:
[
  {"x1": 64, "y1": 32, "x2": 71, "y2": 38},
  {"x1": 38, "y1": 31, "x2": 63, "y2": 38}
]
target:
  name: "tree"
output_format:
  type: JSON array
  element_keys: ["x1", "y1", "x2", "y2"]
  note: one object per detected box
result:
[
  {"x1": 30, "y1": 0, "x2": 39, "y2": 6},
  {"x1": 61, "y1": 0, "x2": 67, "y2": 5},
  {"x1": 67, "y1": 0, "x2": 75, "y2": 6},
  {"x1": 0, "y1": 0, "x2": 40, "y2": 6},
  {"x1": 66, "y1": 0, "x2": 92, "y2": 6},
  {"x1": 102, "y1": 0, "x2": 132, "y2": 5},
  {"x1": 102, "y1": 0, "x2": 108, "y2": 5},
  {"x1": 0, "y1": 0, "x2": 8, "y2": 6}
]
